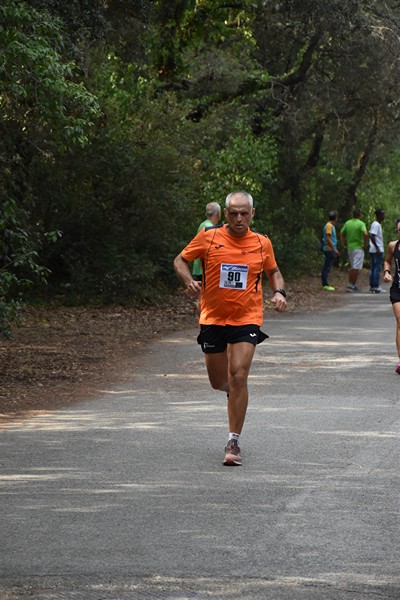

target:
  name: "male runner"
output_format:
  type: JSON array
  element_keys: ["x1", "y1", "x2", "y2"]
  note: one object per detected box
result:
[{"x1": 174, "y1": 191, "x2": 287, "y2": 466}]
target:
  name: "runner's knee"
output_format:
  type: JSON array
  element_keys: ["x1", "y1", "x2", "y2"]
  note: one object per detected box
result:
[{"x1": 228, "y1": 366, "x2": 249, "y2": 389}]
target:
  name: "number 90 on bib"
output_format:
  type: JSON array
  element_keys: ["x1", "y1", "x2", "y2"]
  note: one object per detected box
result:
[{"x1": 219, "y1": 264, "x2": 249, "y2": 289}]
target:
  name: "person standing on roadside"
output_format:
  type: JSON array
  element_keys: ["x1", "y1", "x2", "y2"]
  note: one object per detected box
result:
[
  {"x1": 340, "y1": 207, "x2": 368, "y2": 292},
  {"x1": 369, "y1": 208, "x2": 386, "y2": 293},
  {"x1": 383, "y1": 218, "x2": 400, "y2": 374},
  {"x1": 321, "y1": 211, "x2": 340, "y2": 291},
  {"x1": 174, "y1": 191, "x2": 287, "y2": 467},
  {"x1": 192, "y1": 202, "x2": 221, "y2": 281}
]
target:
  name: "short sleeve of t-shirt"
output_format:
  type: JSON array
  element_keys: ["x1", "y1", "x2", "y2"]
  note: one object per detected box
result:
[
  {"x1": 261, "y1": 235, "x2": 278, "y2": 272},
  {"x1": 182, "y1": 228, "x2": 210, "y2": 263}
]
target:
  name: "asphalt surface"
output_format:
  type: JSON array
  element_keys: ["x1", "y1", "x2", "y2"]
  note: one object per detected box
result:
[{"x1": 1, "y1": 289, "x2": 399, "y2": 599}]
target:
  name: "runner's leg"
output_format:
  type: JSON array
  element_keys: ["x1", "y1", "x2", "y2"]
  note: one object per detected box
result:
[
  {"x1": 226, "y1": 342, "x2": 256, "y2": 434},
  {"x1": 393, "y1": 302, "x2": 400, "y2": 358},
  {"x1": 205, "y1": 350, "x2": 229, "y2": 392}
]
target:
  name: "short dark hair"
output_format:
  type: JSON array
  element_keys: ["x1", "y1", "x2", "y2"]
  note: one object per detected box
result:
[
  {"x1": 353, "y1": 207, "x2": 361, "y2": 218},
  {"x1": 375, "y1": 208, "x2": 384, "y2": 218},
  {"x1": 328, "y1": 211, "x2": 338, "y2": 221}
]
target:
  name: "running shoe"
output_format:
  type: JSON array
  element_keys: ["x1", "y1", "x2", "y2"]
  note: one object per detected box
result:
[
  {"x1": 396, "y1": 362, "x2": 400, "y2": 375},
  {"x1": 374, "y1": 287, "x2": 387, "y2": 293},
  {"x1": 347, "y1": 284, "x2": 361, "y2": 292},
  {"x1": 322, "y1": 285, "x2": 335, "y2": 291},
  {"x1": 223, "y1": 439, "x2": 242, "y2": 466}
]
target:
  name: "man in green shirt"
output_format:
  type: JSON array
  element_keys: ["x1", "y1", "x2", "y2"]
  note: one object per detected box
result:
[
  {"x1": 340, "y1": 207, "x2": 368, "y2": 292},
  {"x1": 192, "y1": 202, "x2": 221, "y2": 280}
]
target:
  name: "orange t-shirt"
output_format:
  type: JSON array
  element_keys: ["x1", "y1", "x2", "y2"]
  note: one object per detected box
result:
[
  {"x1": 325, "y1": 222, "x2": 334, "y2": 236},
  {"x1": 182, "y1": 224, "x2": 277, "y2": 326}
]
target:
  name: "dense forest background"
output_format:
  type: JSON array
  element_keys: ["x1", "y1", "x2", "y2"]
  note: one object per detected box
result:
[{"x1": 2, "y1": 0, "x2": 400, "y2": 336}]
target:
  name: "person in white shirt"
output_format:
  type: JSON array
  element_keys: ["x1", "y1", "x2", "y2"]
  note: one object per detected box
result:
[{"x1": 369, "y1": 208, "x2": 386, "y2": 293}]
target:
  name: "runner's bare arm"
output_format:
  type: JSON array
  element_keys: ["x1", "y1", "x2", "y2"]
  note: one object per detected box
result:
[
  {"x1": 174, "y1": 253, "x2": 202, "y2": 297},
  {"x1": 383, "y1": 242, "x2": 395, "y2": 282},
  {"x1": 265, "y1": 267, "x2": 287, "y2": 312}
]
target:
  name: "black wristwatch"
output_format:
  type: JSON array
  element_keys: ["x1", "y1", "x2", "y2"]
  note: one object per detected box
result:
[{"x1": 273, "y1": 288, "x2": 287, "y2": 298}]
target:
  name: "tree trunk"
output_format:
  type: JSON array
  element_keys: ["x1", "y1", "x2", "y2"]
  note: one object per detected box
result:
[{"x1": 345, "y1": 109, "x2": 378, "y2": 213}]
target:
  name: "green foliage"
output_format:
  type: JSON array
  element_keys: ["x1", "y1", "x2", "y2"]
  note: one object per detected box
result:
[
  {"x1": 357, "y1": 151, "x2": 400, "y2": 243},
  {"x1": 0, "y1": 199, "x2": 51, "y2": 337},
  {"x1": 30, "y1": 55, "x2": 204, "y2": 304},
  {"x1": 0, "y1": 0, "x2": 100, "y2": 334},
  {"x1": 3, "y1": 0, "x2": 400, "y2": 328},
  {"x1": 0, "y1": 0, "x2": 100, "y2": 149},
  {"x1": 200, "y1": 110, "x2": 278, "y2": 201}
]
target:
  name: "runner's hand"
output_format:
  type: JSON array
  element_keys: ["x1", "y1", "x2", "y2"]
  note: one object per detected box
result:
[
  {"x1": 186, "y1": 280, "x2": 202, "y2": 298},
  {"x1": 271, "y1": 293, "x2": 287, "y2": 312}
]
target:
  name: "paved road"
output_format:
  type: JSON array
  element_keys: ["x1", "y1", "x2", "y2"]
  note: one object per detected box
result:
[{"x1": 1, "y1": 290, "x2": 399, "y2": 599}]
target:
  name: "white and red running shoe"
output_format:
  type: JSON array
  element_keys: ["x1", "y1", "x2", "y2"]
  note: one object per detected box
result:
[{"x1": 223, "y1": 439, "x2": 242, "y2": 466}]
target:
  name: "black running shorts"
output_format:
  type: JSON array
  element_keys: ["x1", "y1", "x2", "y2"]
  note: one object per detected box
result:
[
  {"x1": 390, "y1": 288, "x2": 400, "y2": 304},
  {"x1": 197, "y1": 324, "x2": 269, "y2": 354}
]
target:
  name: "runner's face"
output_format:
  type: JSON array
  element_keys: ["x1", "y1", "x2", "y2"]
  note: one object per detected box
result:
[{"x1": 224, "y1": 196, "x2": 255, "y2": 237}]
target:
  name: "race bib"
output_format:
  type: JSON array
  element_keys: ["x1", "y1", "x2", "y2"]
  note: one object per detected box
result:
[{"x1": 219, "y1": 264, "x2": 248, "y2": 289}]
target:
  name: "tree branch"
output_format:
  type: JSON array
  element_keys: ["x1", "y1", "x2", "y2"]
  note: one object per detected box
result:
[{"x1": 346, "y1": 109, "x2": 379, "y2": 209}]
